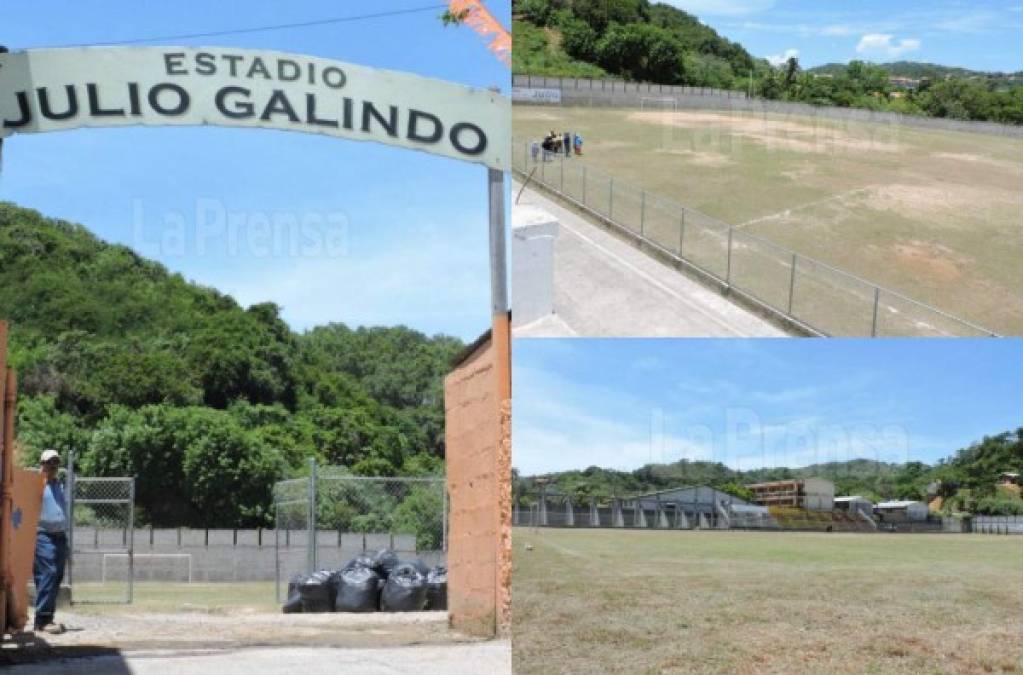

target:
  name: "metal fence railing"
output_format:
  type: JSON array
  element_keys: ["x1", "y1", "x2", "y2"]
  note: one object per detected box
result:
[
  {"x1": 67, "y1": 453, "x2": 135, "y2": 604},
  {"x1": 273, "y1": 459, "x2": 446, "y2": 602},
  {"x1": 513, "y1": 138, "x2": 997, "y2": 337},
  {"x1": 513, "y1": 74, "x2": 749, "y2": 100},
  {"x1": 973, "y1": 515, "x2": 1023, "y2": 534},
  {"x1": 513, "y1": 492, "x2": 983, "y2": 534}
]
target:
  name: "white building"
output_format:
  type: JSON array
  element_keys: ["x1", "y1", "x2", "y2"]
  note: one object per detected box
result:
[
  {"x1": 875, "y1": 500, "x2": 929, "y2": 522},
  {"x1": 834, "y1": 496, "x2": 874, "y2": 516}
]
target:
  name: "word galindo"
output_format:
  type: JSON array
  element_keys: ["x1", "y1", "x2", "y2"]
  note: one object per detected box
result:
[{"x1": 1, "y1": 52, "x2": 488, "y2": 156}]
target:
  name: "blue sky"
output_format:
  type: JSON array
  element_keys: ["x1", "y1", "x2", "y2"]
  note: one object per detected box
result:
[
  {"x1": 513, "y1": 339, "x2": 1023, "y2": 476},
  {"x1": 666, "y1": 0, "x2": 1023, "y2": 71},
  {"x1": 0, "y1": 1, "x2": 511, "y2": 341}
]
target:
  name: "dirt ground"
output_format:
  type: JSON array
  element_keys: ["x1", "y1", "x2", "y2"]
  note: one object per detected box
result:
[
  {"x1": 1, "y1": 583, "x2": 505, "y2": 672},
  {"x1": 512, "y1": 528, "x2": 1023, "y2": 674},
  {"x1": 514, "y1": 106, "x2": 1023, "y2": 334}
]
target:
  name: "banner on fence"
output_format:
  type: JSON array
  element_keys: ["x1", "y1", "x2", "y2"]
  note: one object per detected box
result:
[{"x1": 512, "y1": 87, "x2": 561, "y2": 104}]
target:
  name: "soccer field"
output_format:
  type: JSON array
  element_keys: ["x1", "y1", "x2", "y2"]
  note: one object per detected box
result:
[
  {"x1": 512, "y1": 528, "x2": 1023, "y2": 674},
  {"x1": 513, "y1": 106, "x2": 1023, "y2": 335}
]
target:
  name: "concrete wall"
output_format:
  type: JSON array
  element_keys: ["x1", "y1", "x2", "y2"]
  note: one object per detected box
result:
[
  {"x1": 512, "y1": 205, "x2": 558, "y2": 326},
  {"x1": 68, "y1": 529, "x2": 439, "y2": 582},
  {"x1": 444, "y1": 314, "x2": 512, "y2": 638},
  {"x1": 514, "y1": 73, "x2": 1023, "y2": 139}
]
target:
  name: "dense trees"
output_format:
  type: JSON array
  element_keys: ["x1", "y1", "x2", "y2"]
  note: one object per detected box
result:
[
  {"x1": 517, "y1": 430, "x2": 1023, "y2": 516},
  {"x1": 2, "y1": 202, "x2": 460, "y2": 527},
  {"x1": 513, "y1": 2, "x2": 1023, "y2": 125},
  {"x1": 513, "y1": 0, "x2": 758, "y2": 88}
]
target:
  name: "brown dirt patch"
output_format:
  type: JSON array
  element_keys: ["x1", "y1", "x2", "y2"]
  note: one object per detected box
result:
[
  {"x1": 629, "y1": 110, "x2": 902, "y2": 154},
  {"x1": 652, "y1": 148, "x2": 734, "y2": 167},
  {"x1": 891, "y1": 240, "x2": 970, "y2": 283}
]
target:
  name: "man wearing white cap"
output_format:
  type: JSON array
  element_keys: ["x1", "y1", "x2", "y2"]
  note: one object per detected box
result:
[{"x1": 33, "y1": 449, "x2": 68, "y2": 634}]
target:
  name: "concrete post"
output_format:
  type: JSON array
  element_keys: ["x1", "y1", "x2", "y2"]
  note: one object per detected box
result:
[
  {"x1": 589, "y1": 500, "x2": 599, "y2": 527},
  {"x1": 612, "y1": 499, "x2": 624, "y2": 528},
  {"x1": 564, "y1": 499, "x2": 574, "y2": 527},
  {"x1": 512, "y1": 205, "x2": 559, "y2": 326}
]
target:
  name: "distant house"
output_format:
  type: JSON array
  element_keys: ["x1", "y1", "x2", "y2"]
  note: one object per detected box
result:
[
  {"x1": 888, "y1": 76, "x2": 919, "y2": 90},
  {"x1": 745, "y1": 478, "x2": 834, "y2": 511},
  {"x1": 997, "y1": 472, "x2": 1020, "y2": 486},
  {"x1": 875, "y1": 500, "x2": 929, "y2": 522},
  {"x1": 997, "y1": 472, "x2": 1021, "y2": 496},
  {"x1": 834, "y1": 496, "x2": 874, "y2": 516}
]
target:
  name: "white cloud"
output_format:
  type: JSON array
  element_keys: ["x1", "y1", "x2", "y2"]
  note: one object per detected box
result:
[
  {"x1": 664, "y1": 0, "x2": 776, "y2": 17},
  {"x1": 855, "y1": 33, "x2": 922, "y2": 59},
  {"x1": 821, "y1": 24, "x2": 856, "y2": 37},
  {"x1": 766, "y1": 48, "x2": 800, "y2": 66}
]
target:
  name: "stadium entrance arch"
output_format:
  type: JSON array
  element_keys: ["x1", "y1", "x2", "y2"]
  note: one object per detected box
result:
[{"x1": 0, "y1": 46, "x2": 511, "y2": 637}]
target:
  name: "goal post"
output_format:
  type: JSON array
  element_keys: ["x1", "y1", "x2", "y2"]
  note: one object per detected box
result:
[
  {"x1": 640, "y1": 96, "x2": 678, "y2": 111},
  {"x1": 102, "y1": 553, "x2": 193, "y2": 584}
]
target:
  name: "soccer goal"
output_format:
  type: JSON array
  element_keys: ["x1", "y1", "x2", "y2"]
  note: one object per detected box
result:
[
  {"x1": 640, "y1": 97, "x2": 677, "y2": 111},
  {"x1": 102, "y1": 553, "x2": 194, "y2": 583}
]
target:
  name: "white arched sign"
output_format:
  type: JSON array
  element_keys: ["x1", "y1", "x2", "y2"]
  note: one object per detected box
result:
[
  {"x1": 0, "y1": 47, "x2": 509, "y2": 171},
  {"x1": 0, "y1": 45, "x2": 510, "y2": 311}
]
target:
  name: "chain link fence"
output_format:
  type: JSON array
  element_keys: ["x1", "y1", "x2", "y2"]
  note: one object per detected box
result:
[
  {"x1": 513, "y1": 138, "x2": 997, "y2": 337},
  {"x1": 67, "y1": 455, "x2": 135, "y2": 604},
  {"x1": 273, "y1": 461, "x2": 446, "y2": 602},
  {"x1": 513, "y1": 74, "x2": 749, "y2": 100}
]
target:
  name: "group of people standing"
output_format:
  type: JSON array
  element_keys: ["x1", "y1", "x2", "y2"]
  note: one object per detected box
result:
[{"x1": 533, "y1": 130, "x2": 582, "y2": 162}]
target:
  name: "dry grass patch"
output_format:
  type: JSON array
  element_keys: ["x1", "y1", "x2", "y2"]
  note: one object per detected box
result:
[{"x1": 512, "y1": 529, "x2": 1023, "y2": 674}]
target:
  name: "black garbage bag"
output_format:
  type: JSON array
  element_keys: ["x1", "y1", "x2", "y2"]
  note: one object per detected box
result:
[
  {"x1": 282, "y1": 572, "x2": 306, "y2": 613},
  {"x1": 407, "y1": 558, "x2": 430, "y2": 578},
  {"x1": 342, "y1": 553, "x2": 375, "y2": 572},
  {"x1": 380, "y1": 563, "x2": 428, "y2": 612},
  {"x1": 335, "y1": 566, "x2": 382, "y2": 612},
  {"x1": 299, "y1": 569, "x2": 336, "y2": 613},
  {"x1": 371, "y1": 549, "x2": 400, "y2": 578},
  {"x1": 426, "y1": 565, "x2": 447, "y2": 611}
]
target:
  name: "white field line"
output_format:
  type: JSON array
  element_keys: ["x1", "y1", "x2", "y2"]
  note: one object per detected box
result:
[
  {"x1": 737, "y1": 187, "x2": 873, "y2": 229},
  {"x1": 555, "y1": 215, "x2": 749, "y2": 337},
  {"x1": 534, "y1": 537, "x2": 585, "y2": 559}
]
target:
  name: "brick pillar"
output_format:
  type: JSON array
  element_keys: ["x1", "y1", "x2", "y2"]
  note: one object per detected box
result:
[{"x1": 444, "y1": 313, "x2": 511, "y2": 638}]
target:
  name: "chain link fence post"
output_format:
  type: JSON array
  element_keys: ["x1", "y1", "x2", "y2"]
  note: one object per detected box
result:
[
  {"x1": 307, "y1": 456, "x2": 317, "y2": 574},
  {"x1": 788, "y1": 253, "x2": 798, "y2": 315},
  {"x1": 871, "y1": 287, "x2": 881, "y2": 337},
  {"x1": 726, "y1": 227, "x2": 734, "y2": 286},
  {"x1": 640, "y1": 190, "x2": 646, "y2": 237},
  {"x1": 608, "y1": 177, "x2": 614, "y2": 218}
]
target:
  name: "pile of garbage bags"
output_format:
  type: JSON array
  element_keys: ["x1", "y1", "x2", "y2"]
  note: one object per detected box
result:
[{"x1": 282, "y1": 548, "x2": 447, "y2": 614}]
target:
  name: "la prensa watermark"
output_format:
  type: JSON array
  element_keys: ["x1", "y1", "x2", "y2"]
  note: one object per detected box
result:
[{"x1": 131, "y1": 197, "x2": 350, "y2": 258}]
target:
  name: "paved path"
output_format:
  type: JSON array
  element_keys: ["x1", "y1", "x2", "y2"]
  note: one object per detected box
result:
[
  {"x1": 512, "y1": 183, "x2": 786, "y2": 338},
  {"x1": 6, "y1": 642, "x2": 511, "y2": 675}
]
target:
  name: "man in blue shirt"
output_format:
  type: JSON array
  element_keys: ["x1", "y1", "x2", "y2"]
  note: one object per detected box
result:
[{"x1": 34, "y1": 449, "x2": 68, "y2": 634}]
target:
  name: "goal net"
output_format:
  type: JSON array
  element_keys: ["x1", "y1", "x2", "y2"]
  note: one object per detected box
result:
[{"x1": 639, "y1": 97, "x2": 677, "y2": 111}]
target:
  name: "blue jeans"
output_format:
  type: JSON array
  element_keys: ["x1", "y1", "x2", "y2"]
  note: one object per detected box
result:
[{"x1": 33, "y1": 531, "x2": 68, "y2": 628}]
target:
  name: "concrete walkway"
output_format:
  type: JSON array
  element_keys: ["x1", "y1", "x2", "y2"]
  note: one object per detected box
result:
[
  {"x1": 5, "y1": 642, "x2": 511, "y2": 675},
  {"x1": 512, "y1": 183, "x2": 786, "y2": 337}
]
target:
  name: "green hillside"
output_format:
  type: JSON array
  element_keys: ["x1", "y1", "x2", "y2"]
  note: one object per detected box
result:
[
  {"x1": 810, "y1": 61, "x2": 1023, "y2": 86},
  {"x1": 0, "y1": 202, "x2": 462, "y2": 527},
  {"x1": 513, "y1": 1, "x2": 1023, "y2": 124},
  {"x1": 516, "y1": 430, "x2": 1023, "y2": 516},
  {"x1": 513, "y1": 0, "x2": 762, "y2": 89}
]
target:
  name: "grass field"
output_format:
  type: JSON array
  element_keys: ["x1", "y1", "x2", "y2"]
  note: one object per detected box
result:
[
  {"x1": 513, "y1": 106, "x2": 1023, "y2": 335},
  {"x1": 67, "y1": 581, "x2": 278, "y2": 613},
  {"x1": 512, "y1": 528, "x2": 1023, "y2": 674}
]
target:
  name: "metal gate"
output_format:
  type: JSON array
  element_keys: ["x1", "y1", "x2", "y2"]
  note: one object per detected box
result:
[{"x1": 67, "y1": 454, "x2": 135, "y2": 604}]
